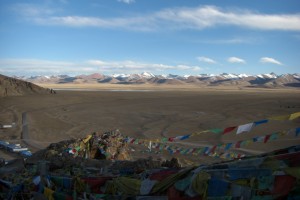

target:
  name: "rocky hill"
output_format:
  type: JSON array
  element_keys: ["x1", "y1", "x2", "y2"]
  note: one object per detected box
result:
[{"x1": 0, "y1": 74, "x2": 54, "y2": 97}]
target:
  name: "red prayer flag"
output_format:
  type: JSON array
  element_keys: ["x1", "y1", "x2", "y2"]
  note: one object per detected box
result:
[
  {"x1": 235, "y1": 141, "x2": 242, "y2": 148},
  {"x1": 210, "y1": 145, "x2": 217, "y2": 153},
  {"x1": 191, "y1": 148, "x2": 196, "y2": 153},
  {"x1": 264, "y1": 135, "x2": 271, "y2": 143},
  {"x1": 223, "y1": 126, "x2": 237, "y2": 134},
  {"x1": 130, "y1": 139, "x2": 135, "y2": 144}
]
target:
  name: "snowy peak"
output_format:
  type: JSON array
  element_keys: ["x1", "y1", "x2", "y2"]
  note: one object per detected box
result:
[
  {"x1": 238, "y1": 74, "x2": 249, "y2": 78},
  {"x1": 257, "y1": 73, "x2": 278, "y2": 79},
  {"x1": 140, "y1": 72, "x2": 155, "y2": 78},
  {"x1": 219, "y1": 73, "x2": 239, "y2": 79}
]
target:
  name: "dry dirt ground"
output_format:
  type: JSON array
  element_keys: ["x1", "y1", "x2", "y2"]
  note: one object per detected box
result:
[{"x1": 0, "y1": 85, "x2": 300, "y2": 165}]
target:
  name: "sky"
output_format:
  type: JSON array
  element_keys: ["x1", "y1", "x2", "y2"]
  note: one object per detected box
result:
[{"x1": 0, "y1": 0, "x2": 300, "y2": 76}]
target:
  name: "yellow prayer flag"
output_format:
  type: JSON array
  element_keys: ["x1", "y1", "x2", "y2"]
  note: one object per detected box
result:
[
  {"x1": 83, "y1": 135, "x2": 92, "y2": 143},
  {"x1": 284, "y1": 167, "x2": 300, "y2": 179},
  {"x1": 245, "y1": 139, "x2": 252, "y2": 146},
  {"x1": 279, "y1": 131, "x2": 287, "y2": 136},
  {"x1": 268, "y1": 115, "x2": 290, "y2": 121},
  {"x1": 289, "y1": 112, "x2": 300, "y2": 120},
  {"x1": 194, "y1": 130, "x2": 210, "y2": 136}
]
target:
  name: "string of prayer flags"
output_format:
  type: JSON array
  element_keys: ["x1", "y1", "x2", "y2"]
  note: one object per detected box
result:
[
  {"x1": 124, "y1": 127, "x2": 299, "y2": 161},
  {"x1": 236, "y1": 123, "x2": 254, "y2": 135},
  {"x1": 130, "y1": 112, "x2": 300, "y2": 144}
]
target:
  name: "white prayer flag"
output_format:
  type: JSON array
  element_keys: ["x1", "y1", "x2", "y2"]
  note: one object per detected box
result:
[
  {"x1": 236, "y1": 123, "x2": 254, "y2": 134},
  {"x1": 33, "y1": 176, "x2": 41, "y2": 185}
]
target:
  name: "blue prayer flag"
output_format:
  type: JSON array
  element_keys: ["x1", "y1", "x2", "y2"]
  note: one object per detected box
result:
[
  {"x1": 225, "y1": 143, "x2": 232, "y2": 151},
  {"x1": 296, "y1": 127, "x2": 300, "y2": 136},
  {"x1": 254, "y1": 119, "x2": 269, "y2": 126},
  {"x1": 180, "y1": 135, "x2": 190, "y2": 140}
]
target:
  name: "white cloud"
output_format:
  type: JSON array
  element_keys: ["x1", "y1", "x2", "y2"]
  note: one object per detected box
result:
[
  {"x1": 0, "y1": 59, "x2": 89, "y2": 75},
  {"x1": 12, "y1": 3, "x2": 57, "y2": 17},
  {"x1": 228, "y1": 57, "x2": 246, "y2": 64},
  {"x1": 0, "y1": 58, "x2": 202, "y2": 76},
  {"x1": 197, "y1": 56, "x2": 217, "y2": 64},
  {"x1": 197, "y1": 37, "x2": 261, "y2": 44},
  {"x1": 118, "y1": 0, "x2": 135, "y2": 4},
  {"x1": 13, "y1": 4, "x2": 300, "y2": 31},
  {"x1": 87, "y1": 60, "x2": 202, "y2": 72},
  {"x1": 259, "y1": 57, "x2": 283, "y2": 65}
]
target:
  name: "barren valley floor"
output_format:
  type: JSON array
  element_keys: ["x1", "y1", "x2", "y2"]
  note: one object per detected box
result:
[{"x1": 1, "y1": 86, "x2": 300, "y2": 164}]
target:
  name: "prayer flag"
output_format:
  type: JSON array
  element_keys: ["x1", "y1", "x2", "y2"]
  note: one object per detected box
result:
[
  {"x1": 253, "y1": 137, "x2": 259, "y2": 142},
  {"x1": 296, "y1": 127, "x2": 300, "y2": 137},
  {"x1": 245, "y1": 139, "x2": 252, "y2": 146},
  {"x1": 225, "y1": 143, "x2": 232, "y2": 151},
  {"x1": 236, "y1": 123, "x2": 254, "y2": 134},
  {"x1": 210, "y1": 128, "x2": 223, "y2": 134},
  {"x1": 197, "y1": 148, "x2": 203, "y2": 154},
  {"x1": 240, "y1": 140, "x2": 247, "y2": 147},
  {"x1": 254, "y1": 119, "x2": 269, "y2": 126},
  {"x1": 130, "y1": 139, "x2": 135, "y2": 144},
  {"x1": 270, "y1": 133, "x2": 278, "y2": 141},
  {"x1": 264, "y1": 135, "x2": 271, "y2": 143},
  {"x1": 179, "y1": 135, "x2": 190, "y2": 140},
  {"x1": 235, "y1": 141, "x2": 242, "y2": 148},
  {"x1": 289, "y1": 112, "x2": 300, "y2": 120},
  {"x1": 223, "y1": 126, "x2": 237, "y2": 134},
  {"x1": 210, "y1": 145, "x2": 217, "y2": 153},
  {"x1": 203, "y1": 147, "x2": 210, "y2": 154},
  {"x1": 268, "y1": 115, "x2": 289, "y2": 121}
]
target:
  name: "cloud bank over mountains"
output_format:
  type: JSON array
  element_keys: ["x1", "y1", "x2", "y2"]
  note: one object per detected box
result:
[
  {"x1": 0, "y1": 57, "x2": 286, "y2": 77},
  {"x1": 13, "y1": 4, "x2": 300, "y2": 31}
]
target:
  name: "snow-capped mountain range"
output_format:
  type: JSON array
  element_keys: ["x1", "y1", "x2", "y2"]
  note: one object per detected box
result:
[{"x1": 13, "y1": 72, "x2": 300, "y2": 88}]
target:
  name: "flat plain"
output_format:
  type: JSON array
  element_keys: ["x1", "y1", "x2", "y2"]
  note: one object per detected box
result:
[{"x1": 0, "y1": 84, "x2": 300, "y2": 164}]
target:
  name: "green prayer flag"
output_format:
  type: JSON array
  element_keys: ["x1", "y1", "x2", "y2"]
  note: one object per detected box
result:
[{"x1": 210, "y1": 128, "x2": 223, "y2": 134}]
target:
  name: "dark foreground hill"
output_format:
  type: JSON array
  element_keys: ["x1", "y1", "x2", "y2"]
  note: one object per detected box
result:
[
  {"x1": 0, "y1": 130, "x2": 299, "y2": 199},
  {"x1": 0, "y1": 74, "x2": 54, "y2": 97}
]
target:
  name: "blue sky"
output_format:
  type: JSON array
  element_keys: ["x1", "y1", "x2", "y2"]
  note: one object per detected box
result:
[{"x1": 0, "y1": 0, "x2": 300, "y2": 76}]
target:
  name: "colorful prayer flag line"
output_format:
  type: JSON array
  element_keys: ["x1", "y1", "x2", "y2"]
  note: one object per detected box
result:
[
  {"x1": 125, "y1": 127, "x2": 299, "y2": 160},
  {"x1": 123, "y1": 112, "x2": 300, "y2": 144}
]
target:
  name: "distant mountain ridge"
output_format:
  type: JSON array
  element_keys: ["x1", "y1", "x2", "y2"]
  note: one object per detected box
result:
[{"x1": 13, "y1": 72, "x2": 300, "y2": 88}]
